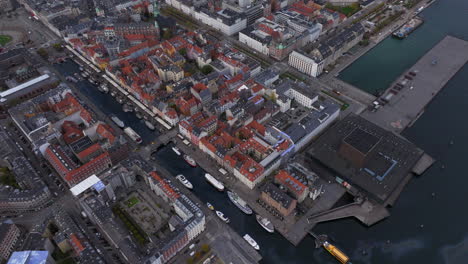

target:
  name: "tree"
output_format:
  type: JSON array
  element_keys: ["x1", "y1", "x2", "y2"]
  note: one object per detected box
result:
[
  {"x1": 162, "y1": 29, "x2": 172, "y2": 40},
  {"x1": 179, "y1": 48, "x2": 187, "y2": 57},
  {"x1": 200, "y1": 244, "x2": 210, "y2": 253},
  {"x1": 200, "y1": 65, "x2": 213, "y2": 75},
  {"x1": 52, "y1": 43, "x2": 64, "y2": 52},
  {"x1": 37, "y1": 48, "x2": 48, "y2": 59}
]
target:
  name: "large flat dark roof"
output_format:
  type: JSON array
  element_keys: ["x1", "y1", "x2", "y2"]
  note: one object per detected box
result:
[
  {"x1": 306, "y1": 114, "x2": 423, "y2": 204},
  {"x1": 343, "y1": 127, "x2": 380, "y2": 155}
]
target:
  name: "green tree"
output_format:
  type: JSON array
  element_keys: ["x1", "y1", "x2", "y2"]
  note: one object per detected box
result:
[
  {"x1": 52, "y1": 43, "x2": 64, "y2": 52},
  {"x1": 179, "y1": 48, "x2": 187, "y2": 56},
  {"x1": 162, "y1": 29, "x2": 172, "y2": 40},
  {"x1": 200, "y1": 244, "x2": 210, "y2": 253},
  {"x1": 200, "y1": 65, "x2": 213, "y2": 75},
  {"x1": 37, "y1": 48, "x2": 48, "y2": 59}
]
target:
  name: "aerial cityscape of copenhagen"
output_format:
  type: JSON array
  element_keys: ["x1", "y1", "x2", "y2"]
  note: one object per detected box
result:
[{"x1": 0, "y1": 0, "x2": 466, "y2": 263}]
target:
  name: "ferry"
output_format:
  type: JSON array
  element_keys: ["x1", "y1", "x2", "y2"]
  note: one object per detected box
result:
[
  {"x1": 392, "y1": 16, "x2": 424, "y2": 39},
  {"x1": 205, "y1": 173, "x2": 225, "y2": 191},
  {"x1": 323, "y1": 241, "x2": 349, "y2": 264},
  {"x1": 243, "y1": 234, "x2": 260, "y2": 250},
  {"x1": 216, "y1": 211, "x2": 230, "y2": 223},
  {"x1": 124, "y1": 127, "x2": 142, "y2": 144},
  {"x1": 172, "y1": 146, "x2": 181, "y2": 156},
  {"x1": 227, "y1": 191, "x2": 252, "y2": 215},
  {"x1": 206, "y1": 202, "x2": 214, "y2": 210},
  {"x1": 256, "y1": 215, "x2": 274, "y2": 233},
  {"x1": 176, "y1": 174, "x2": 193, "y2": 189},
  {"x1": 122, "y1": 104, "x2": 133, "y2": 113},
  {"x1": 110, "y1": 115, "x2": 125, "y2": 128},
  {"x1": 145, "y1": 121, "x2": 155, "y2": 131},
  {"x1": 183, "y1": 154, "x2": 197, "y2": 167}
]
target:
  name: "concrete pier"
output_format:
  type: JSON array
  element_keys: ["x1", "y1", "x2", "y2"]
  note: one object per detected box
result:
[{"x1": 361, "y1": 36, "x2": 468, "y2": 133}]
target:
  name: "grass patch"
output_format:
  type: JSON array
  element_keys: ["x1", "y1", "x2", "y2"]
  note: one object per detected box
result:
[
  {"x1": 52, "y1": 248, "x2": 76, "y2": 264},
  {"x1": 112, "y1": 205, "x2": 148, "y2": 245},
  {"x1": 0, "y1": 167, "x2": 20, "y2": 189},
  {"x1": 126, "y1": 196, "x2": 140, "y2": 208},
  {"x1": 326, "y1": 3, "x2": 361, "y2": 17},
  {"x1": 371, "y1": 11, "x2": 405, "y2": 35},
  {"x1": 0, "y1": 35, "x2": 12, "y2": 46}
]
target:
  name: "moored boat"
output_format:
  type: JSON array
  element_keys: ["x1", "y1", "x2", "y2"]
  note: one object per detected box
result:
[
  {"x1": 145, "y1": 121, "x2": 155, "y2": 130},
  {"x1": 243, "y1": 234, "x2": 259, "y2": 250},
  {"x1": 176, "y1": 174, "x2": 193, "y2": 189},
  {"x1": 227, "y1": 191, "x2": 252, "y2": 215},
  {"x1": 206, "y1": 202, "x2": 214, "y2": 210},
  {"x1": 122, "y1": 104, "x2": 133, "y2": 113},
  {"x1": 110, "y1": 91, "x2": 117, "y2": 97},
  {"x1": 256, "y1": 214, "x2": 274, "y2": 233},
  {"x1": 135, "y1": 112, "x2": 143, "y2": 119},
  {"x1": 172, "y1": 146, "x2": 181, "y2": 156},
  {"x1": 102, "y1": 84, "x2": 109, "y2": 93},
  {"x1": 110, "y1": 115, "x2": 124, "y2": 128},
  {"x1": 204, "y1": 173, "x2": 224, "y2": 191},
  {"x1": 216, "y1": 211, "x2": 230, "y2": 223},
  {"x1": 183, "y1": 154, "x2": 196, "y2": 167},
  {"x1": 123, "y1": 127, "x2": 142, "y2": 144}
]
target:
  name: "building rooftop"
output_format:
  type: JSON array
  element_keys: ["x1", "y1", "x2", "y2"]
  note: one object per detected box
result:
[{"x1": 307, "y1": 114, "x2": 424, "y2": 204}]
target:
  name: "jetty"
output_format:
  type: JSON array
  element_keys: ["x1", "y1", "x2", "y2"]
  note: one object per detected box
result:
[{"x1": 362, "y1": 35, "x2": 468, "y2": 133}]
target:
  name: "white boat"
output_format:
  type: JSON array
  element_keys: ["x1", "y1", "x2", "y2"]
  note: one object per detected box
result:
[
  {"x1": 117, "y1": 97, "x2": 124, "y2": 104},
  {"x1": 172, "y1": 147, "x2": 181, "y2": 156},
  {"x1": 206, "y1": 202, "x2": 214, "y2": 210},
  {"x1": 66, "y1": 76, "x2": 78, "y2": 83},
  {"x1": 205, "y1": 173, "x2": 224, "y2": 192},
  {"x1": 256, "y1": 215, "x2": 274, "y2": 233},
  {"x1": 110, "y1": 91, "x2": 117, "y2": 97},
  {"x1": 135, "y1": 112, "x2": 143, "y2": 119},
  {"x1": 243, "y1": 234, "x2": 259, "y2": 250},
  {"x1": 110, "y1": 115, "x2": 124, "y2": 128},
  {"x1": 79, "y1": 66, "x2": 84, "y2": 71},
  {"x1": 122, "y1": 104, "x2": 133, "y2": 113},
  {"x1": 102, "y1": 84, "x2": 109, "y2": 93},
  {"x1": 183, "y1": 154, "x2": 196, "y2": 167},
  {"x1": 216, "y1": 211, "x2": 230, "y2": 223},
  {"x1": 227, "y1": 191, "x2": 252, "y2": 215},
  {"x1": 176, "y1": 174, "x2": 193, "y2": 189},
  {"x1": 145, "y1": 121, "x2": 155, "y2": 131},
  {"x1": 80, "y1": 72, "x2": 87, "y2": 78},
  {"x1": 124, "y1": 127, "x2": 142, "y2": 144}
]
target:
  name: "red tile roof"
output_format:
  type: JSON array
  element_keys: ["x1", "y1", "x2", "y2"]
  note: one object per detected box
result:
[{"x1": 275, "y1": 170, "x2": 307, "y2": 196}]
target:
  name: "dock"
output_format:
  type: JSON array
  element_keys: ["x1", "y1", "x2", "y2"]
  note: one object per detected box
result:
[{"x1": 361, "y1": 35, "x2": 468, "y2": 133}]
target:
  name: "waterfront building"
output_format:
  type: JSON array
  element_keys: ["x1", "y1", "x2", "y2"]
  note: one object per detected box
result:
[
  {"x1": 261, "y1": 183, "x2": 297, "y2": 216},
  {"x1": 275, "y1": 170, "x2": 309, "y2": 203},
  {"x1": 288, "y1": 23, "x2": 365, "y2": 77}
]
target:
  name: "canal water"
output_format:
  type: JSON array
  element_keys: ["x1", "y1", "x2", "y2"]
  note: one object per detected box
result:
[{"x1": 54, "y1": 61, "x2": 159, "y2": 144}]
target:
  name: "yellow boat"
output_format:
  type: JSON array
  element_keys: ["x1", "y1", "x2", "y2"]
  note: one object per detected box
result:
[{"x1": 323, "y1": 241, "x2": 349, "y2": 264}]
